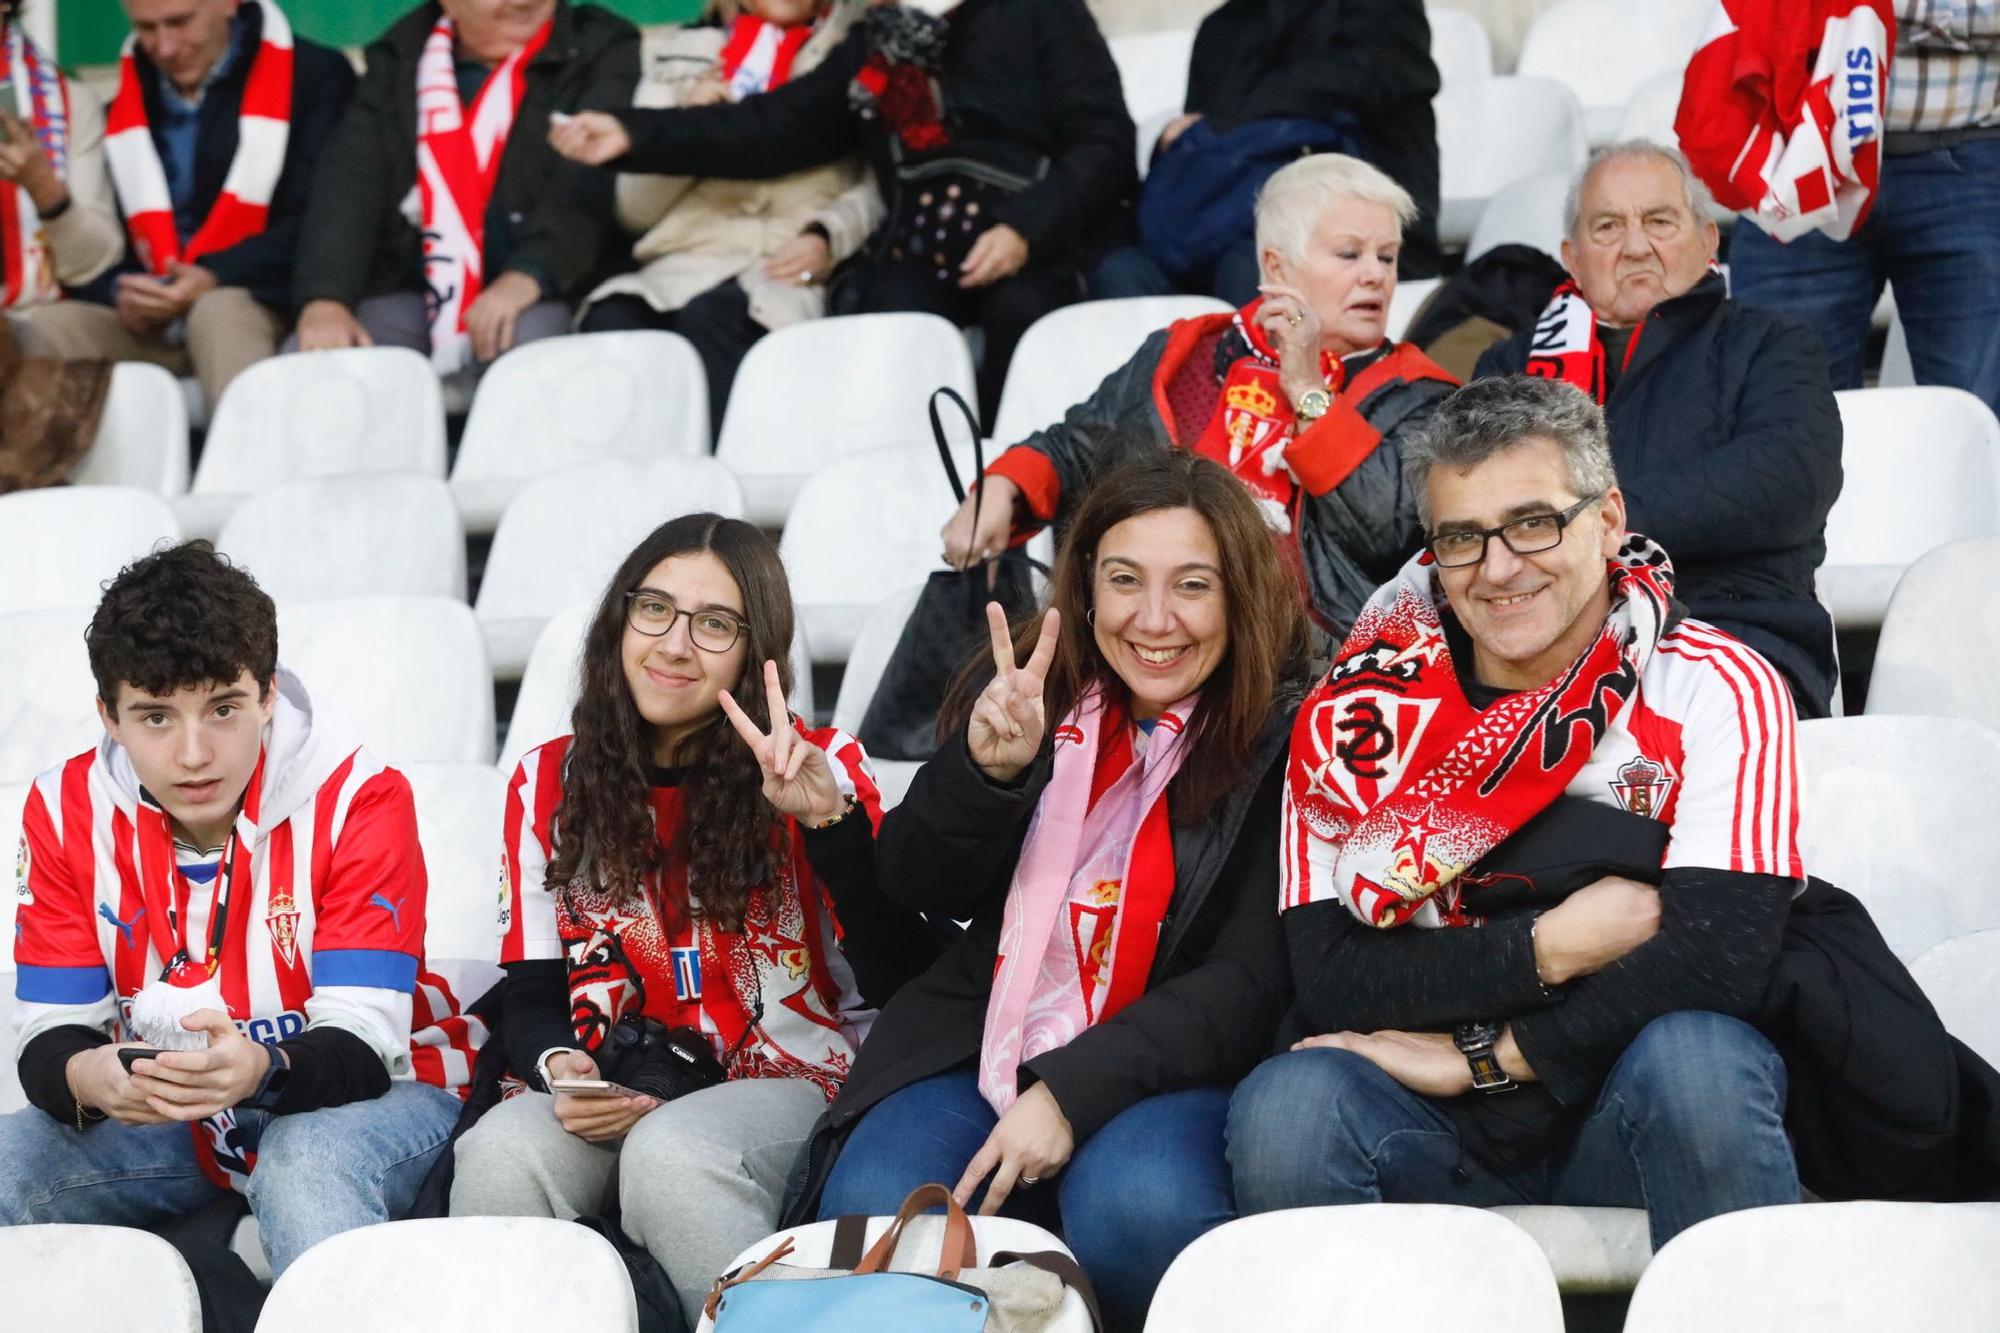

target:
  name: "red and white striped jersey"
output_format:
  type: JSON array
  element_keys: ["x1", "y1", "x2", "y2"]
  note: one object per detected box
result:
[{"x1": 12, "y1": 675, "x2": 482, "y2": 1106}]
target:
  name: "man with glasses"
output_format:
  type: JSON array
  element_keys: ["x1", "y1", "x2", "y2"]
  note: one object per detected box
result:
[
  {"x1": 1475, "y1": 141, "x2": 1843, "y2": 717},
  {"x1": 1230, "y1": 375, "x2": 1804, "y2": 1253}
]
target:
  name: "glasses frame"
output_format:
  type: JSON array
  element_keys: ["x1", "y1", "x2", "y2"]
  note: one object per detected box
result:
[
  {"x1": 623, "y1": 589, "x2": 749, "y2": 654},
  {"x1": 1426, "y1": 492, "x2": 1604, "y2": 569}
]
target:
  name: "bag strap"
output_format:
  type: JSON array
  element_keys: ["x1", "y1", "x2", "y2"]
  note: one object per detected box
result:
[
  {"x1": 703, "y1": 1235, "x2": 798, "y2": 1322},
  {"x1": 852, "y1": 1183, "x2": 978, "y2": 1282},
  {"x1": 927, "y1": 384, "x2": 983, "y2": 508},
  {"x1": 992, "y1": 1250, "x2": 1106, "y2": 1333},
  {"x1": 828, "y1": 1213, "x2": 873, "y2": 1271}
]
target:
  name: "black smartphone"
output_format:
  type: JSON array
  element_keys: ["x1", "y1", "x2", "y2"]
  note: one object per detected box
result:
[{"x1": 117, "y1": 1046, "x2": 165, "y2": 1072}]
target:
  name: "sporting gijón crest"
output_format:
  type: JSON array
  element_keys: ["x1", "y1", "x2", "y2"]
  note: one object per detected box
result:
[
  {"x1": 1300, "y1": 687, "x2": 1440, "y2": 817},
  {"x1": 1610, "y1": 755, "x2": 1676, "y2": 819}
]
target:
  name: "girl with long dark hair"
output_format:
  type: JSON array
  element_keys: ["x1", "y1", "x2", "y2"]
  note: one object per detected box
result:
[{"x1": 451, "y1": 512, "x2": 932, "y2": 1324}]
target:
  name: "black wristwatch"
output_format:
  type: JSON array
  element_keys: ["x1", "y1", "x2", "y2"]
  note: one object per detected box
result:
[
  {"x1": 1453, "y1": 1021, "x2": 1517, "y2": 1094},
  {"x1": 242, "y1": 1044, "x2": 292, "y2": 1111}
]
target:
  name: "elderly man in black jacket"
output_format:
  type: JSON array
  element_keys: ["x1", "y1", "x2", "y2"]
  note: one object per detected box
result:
[
  {"x1": 292, "y1": 0, "x2": 636, "y2": 374},
  {"x1": 1476, "y1": 141, "x2": 1844, "y2": 717},
  {"x1": 15, "y1": 0, "x2": 353, "y2": 408}
]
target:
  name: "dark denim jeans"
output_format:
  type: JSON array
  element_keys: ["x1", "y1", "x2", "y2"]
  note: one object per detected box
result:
[
  {"x1": 1227, "y1": 1011, "x2": 1801, "y2": 1252},
  {"x1": 1089, "y1": 241, "x2": 1262, "y2": 308},
  {"x1": 820, "y1": 1068, "x2": 1236, "y2": 1332},
  {"x1": 1728, "y1": 137, "x2": 2000, "y2": 412}
]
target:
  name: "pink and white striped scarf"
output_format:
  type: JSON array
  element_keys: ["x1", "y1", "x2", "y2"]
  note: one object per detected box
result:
[{"x1": 0, "y1": 24, "x2": 69, "y2": 307}]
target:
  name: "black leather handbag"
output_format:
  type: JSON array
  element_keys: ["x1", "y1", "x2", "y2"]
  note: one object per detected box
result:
[{"x1": 857, "y1": 386, "x2": 1043, "y2": 761}]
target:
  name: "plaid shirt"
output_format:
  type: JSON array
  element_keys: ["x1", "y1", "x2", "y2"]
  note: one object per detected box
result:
[{"x1": 1888, "y1": 0, "x2": 2000, "y2": 131}]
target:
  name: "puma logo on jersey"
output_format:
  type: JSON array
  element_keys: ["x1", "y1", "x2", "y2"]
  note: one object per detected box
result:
[
  {"x1": 98, "y1": 902, "x2": 146, "y2": 951},
  {"x1": 367, "y1": 893, "x2": 404, "y2": 932}
]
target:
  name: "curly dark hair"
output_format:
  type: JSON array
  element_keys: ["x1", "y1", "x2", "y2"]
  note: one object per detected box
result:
[
  {"x1": 86, "y1": 540, "x2": 278, "y2": 710},
  {"x1": 545, "y1": 514, "x2": 795, "y2": 932},
  {"x1": 947, "y1": 452, "x2": 1311, "y2": 822}
]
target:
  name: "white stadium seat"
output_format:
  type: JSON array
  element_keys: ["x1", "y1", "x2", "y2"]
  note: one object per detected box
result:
[
  {"x1": 1467, "y1": 171, "x2": 1571, "y2": 263},
  {"x1": 1824, "y1": 387, "x2": 2000, "y2": 630},
  {"x1": 992, "y1": 295, "x2": 1231, "y2": 446},
  {"x1": 1516, "y1": 0, "x2": 1711, "y2": 146},
  {"x1": 1616, "y1": 69, "x2": 1684, "y2": 149},
  {"x1": 1488, "y1": 1205, "x2": 1652, "y2": 1293},
  {"x1": 500, "y1": 602, "x2": 815, "y2": 775},
  {"x1": 0, "y1": 606, "x2": 102, "y2": 785},
  {"x1": 1146, "y1": 1205, "x2": 1564, "y2": 1332},
  {"x1": 255, "y1": 1217, "x2": 638, "y2": 1333},
  {"x1": 217, "y1": 473, "x2": 466, "y2": 604},
  {"x1": 1621, "y1": 1202, "x2": 2000, "y2": 1333},
  {"x1": 0, "y1": 1225, "x2": 202, "y2": 1332},
  {"x1": 476, "y1": 457, "x2": 746, "y2": 678},
  {"x1": 1430, "y1": 7, "x2": 1495, "y2": 89},
  {"x1": 1909, "y1": 930, "x2": 2000, "y2": 1070},
  {"x1": 277, "y1": 596, "x2": 495, "y2": 766},
  {"x1": 74, "y1": 362, "x2": 191, "y2": 494},
  {"x1": 182, "y1": 347, "x2": 447, "y2": 538},
  {"x1": 1435, "y1": 76, "x2": 1588, "y2": 247},
  {"x1": 717, "y1": 312, "x2": 977, "y2": 526},
  {"x1": 450, "y1": 330, "x2": 711, "y2": 534},
  {"x1": 0, "y1": 485, "x2": 179, "y2": 615},
  {"x1": 1866, "y1": 536, "x2": 2000, "y2": 726},
  {"x1": 1108, "y1": 28, "x2": 1195, "y2": 123},
  {"x1": 404, "y1": 760, "x2": 507, "y2": 1001},
  {"x1": 1797, "y1": 715, "x2": 2000, "y2": 962},
  {"x1": 1, "y1": 780, "x2": 25, "y2": 1112},
  {"x1": 1385, "y1": 275, "x2": 1441, "y2": 343},
  {"x1": 830, "y1": 584, "x2": 928, "y2": 810}
]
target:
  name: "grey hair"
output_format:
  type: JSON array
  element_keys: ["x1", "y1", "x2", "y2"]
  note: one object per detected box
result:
[
  {"x1": 1254, "y1": 153, "x2": 1418, "y2": 265},
  {"x1": 1562, "y1": 139, "x2": 1718, "y2": 241},
  {"x1": 1403, "y1": 376, "x2": 1618, "y2": 530}
]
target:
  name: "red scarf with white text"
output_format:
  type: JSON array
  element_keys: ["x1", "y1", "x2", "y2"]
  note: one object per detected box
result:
[
  {"x1": 0, "y1": 24, "x2": 70, "y2": 306},
  {"x1": 718, "y1": 15, "x2": 816, "y2": 98}
]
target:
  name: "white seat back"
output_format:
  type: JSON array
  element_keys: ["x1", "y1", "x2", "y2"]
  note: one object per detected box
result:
[
  {"x1": 0, "y1": 607, "x2": 103, "y2": 784},
  {"x1": 1467, "y1": 171, "x2": 1571, "y2": 263},
  {"x1": 1867, "y1": 536, "x2": 2000, "y2": 725},
  {"x1": 717, "y1": 313, "x2": 977, "y2": 525},
  {"x1": 0, "y1": 1225, "x2": 202, "y2": 1332},
  {"x1": 188, "y1": 347, "x2": 447, "y2": 536},
  {"x1": 1824, "y1": 387, "x2": 2000, "y2": 629},
  {"x1": 1430, "y1": 8, "x2": 1494, "y2": 88},
  {"x1": 0, "y1": 486, "x2": 180, "y2": 615},
  {"x1": 1516, "y1": 0, "x2": 1711, "y2": 145},
  {"x1": 475, "y1": 457, "x2": 746, "y2": 677},
  {"x1": 992, "y1": 296, "x2": 1230, "y2": 446},
  {"x1": 1797, "y1": 716, "x2": 2000, "y2": 961},
  {"x1": 74, "y1": 362, "x2": 191, "y2": 494},
  {"x1": 1622, "y1": 1202, "x2": 2000, "y2": 1333},
  {"x1": 1385, "y1": 276, "x2": 1441, "y2": 343},
  {"x1": 1146, "y1": 1205, "x2": 1564, "y2": 1332},
  {"x1": 1909, "y1": 930, "x2": 2000, "y2": 1070},
  {"x1": 830, "y1": 585, "x2": 928, "y2": 810},
  {"x1": 1617, "y1": 69, "x2": 1685, "y2": 148},
  {"x1": 403, "y1": 760, "x2": 507, "y2": 1000},
  {"x1": 255, "y1": 1218, "x2": 638, "y2": 1333},
  {"x1": 278, "y1": 597, "x2": 495, "y2": 765},
  {"x1": 1435, "y1": 77, "x2": 1588, "y2": 246},
  {"x1": 1107, "y1": 29, "x2": 1194, "y2": 122},
  {"x1": 217, "y1": 473, "x2": 466, "y2": 603},
  {"x1": 451, "y1": 331, "x2": 710, "y2": 533}
]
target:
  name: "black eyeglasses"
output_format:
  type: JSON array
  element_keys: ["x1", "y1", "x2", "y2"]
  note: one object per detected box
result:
[
  {"x1": 624, "y1": 590, "x2": 748, "y2": 653},
  {"x1": 1427, "y1": 493, "x2": 1603, "y2": 569}
]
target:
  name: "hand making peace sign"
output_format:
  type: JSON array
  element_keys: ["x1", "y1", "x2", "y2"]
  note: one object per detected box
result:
[
  {"x1": 719, "y1": 659, "x2": 847, "y2": 824},
  {"x1": 968, "y1": 602, "x2": 1061, "y2": 783}
]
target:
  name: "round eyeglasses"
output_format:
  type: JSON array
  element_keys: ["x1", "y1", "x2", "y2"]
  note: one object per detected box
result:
[
  {"x1": 624, "y1": 590, "x2": 748, "y2": 653},
  {"x1": 1427, "y1": 493, "x2": 1603, "y2": 569}
]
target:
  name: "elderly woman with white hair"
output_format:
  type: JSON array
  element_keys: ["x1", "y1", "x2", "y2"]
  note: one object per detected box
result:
[{"x1": 942, "y1": 152, "x2": 1459, "y2": 635}]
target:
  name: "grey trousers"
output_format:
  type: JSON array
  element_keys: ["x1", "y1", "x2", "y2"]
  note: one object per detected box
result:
[
  {"x1": 450, "y1": 1076, "x2": 827, "y2": 1323},
  {"x1": 279, "y1": 290, "x2": 574, "y2": 376}
]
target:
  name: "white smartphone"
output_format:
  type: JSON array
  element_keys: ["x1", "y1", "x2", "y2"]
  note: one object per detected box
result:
[{"x1": 548, "y1": 1076, "x2": 641, "y2": 1099}]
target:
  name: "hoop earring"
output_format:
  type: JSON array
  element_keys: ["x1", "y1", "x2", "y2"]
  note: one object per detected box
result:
[{"x1": 1085, "y1": 607, "x2": 1095, "y2": 626}]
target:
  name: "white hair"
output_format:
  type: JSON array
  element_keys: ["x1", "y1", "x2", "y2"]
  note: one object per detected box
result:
[
  {"x1": 1254, "y1": 153, "x2": 1417, "y2": 265},
  {"x1": 1563, "y1": 140, "x2": 1719, "y2": 240}
]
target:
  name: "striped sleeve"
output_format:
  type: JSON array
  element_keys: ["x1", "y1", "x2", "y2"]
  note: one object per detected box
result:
[
  {"x1": 802, "y1": 721, "x2": 884, "y2": 833},
  {"x1": 500, "y1": 739, "x2": 567, "y2": 965},
  {"x1": 14, "y1": 758, "x2": 117, "y2": 1054},
  {"x1": 1655, "y1": 626, "x2": 1804, "y2": 879}
]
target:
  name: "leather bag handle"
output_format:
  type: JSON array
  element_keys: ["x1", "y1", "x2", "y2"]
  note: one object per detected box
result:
[{"x1": 852, "y1": 1183, "x2": 978, "y2": 1282}]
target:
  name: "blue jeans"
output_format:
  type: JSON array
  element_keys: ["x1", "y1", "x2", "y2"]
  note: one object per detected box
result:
[
  {"x1": 1729, "y1": 137, "x2": 2000, "y2": 411},
  {"x1": 821, "y1": 1069, "x2": 1236, "y2": 1332},
  {"x1": 1228, "y1": 1011, "x2": 1801, "y2": 1251},
  {"x1": 1089, "y1": 241, "x2": 1262, "y2": 307},
  {"x1": 0, "y1": 1080, "x2": 462, "y2": 1275}
]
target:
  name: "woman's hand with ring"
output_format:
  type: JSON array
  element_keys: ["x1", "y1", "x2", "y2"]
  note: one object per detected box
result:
[{"x1": 1258, "y1": 280, "x2": 1328, "y2": 405}]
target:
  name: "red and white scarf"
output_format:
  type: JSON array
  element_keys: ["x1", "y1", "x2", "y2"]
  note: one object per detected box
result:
[
  {"x1": 718, "y1": 15, "x2": 816, "y2": 99},
  {"x1": 1520, "y1": 280, "x2": 1631, "y2": 404},
  {"x1": 978, "y1": 690, "x2": 1192, "y2": 1114},
  {"x1": 104, "y1": 0, "x2": 293, "y2": 276},
  {"x1": 415, "y1": 14, "x2": 551, "y2": 374},
  {"x1": 1284, "y1": 538, "x2": 1675, "y2": 929},
  {"x1": 0, "y1": 24, "x2": 70, "y2": 307}
]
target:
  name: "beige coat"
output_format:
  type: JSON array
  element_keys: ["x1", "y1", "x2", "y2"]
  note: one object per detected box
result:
[
  {"x1": 583, "y1": 4, "x2": 882, "y2": 330},
  {"x1": 21, "y1": 76, "x2": 125, "y2": 297}
]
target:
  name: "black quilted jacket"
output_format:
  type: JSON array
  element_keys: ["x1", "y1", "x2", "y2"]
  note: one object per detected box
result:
[{"x1": 1477, "y1": 272, "x2": 1843, "y2": 716}]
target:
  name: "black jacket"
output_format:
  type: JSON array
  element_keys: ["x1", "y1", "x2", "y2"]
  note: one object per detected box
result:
[
  {"x1": 613, "y1": 0, "x2": 1137, "y2": 265},
  {"x1": 780, "y1": 705, "x2": 1298, "y2": 1224},
  {"x1": 1185, "y1": 0, "x2": 1441, "y2": 278},
  {"x1": 1476, "y1": 273, "x2": 1844, "y2": 716},
  {"x1": 293, "y1": 1, "x2": 638, "y2": 311},
  {"x1": 91, "y1": 5, "x2": 355, "y2": 315}
]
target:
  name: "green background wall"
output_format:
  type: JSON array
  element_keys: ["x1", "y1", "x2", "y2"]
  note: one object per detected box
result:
[{"x1": 56, "y1": 1, "x2": 706, "y2": 66}]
